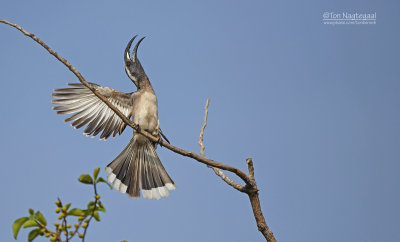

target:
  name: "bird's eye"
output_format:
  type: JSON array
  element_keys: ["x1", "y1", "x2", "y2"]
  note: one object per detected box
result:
[{"x1": 126, "y1": 61, "x2": 131, "y2": 66}]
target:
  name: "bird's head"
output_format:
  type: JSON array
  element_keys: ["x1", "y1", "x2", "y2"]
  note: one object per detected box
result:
[{"x1": 124, "y1": 35, "x2": 148, "y2": 88}]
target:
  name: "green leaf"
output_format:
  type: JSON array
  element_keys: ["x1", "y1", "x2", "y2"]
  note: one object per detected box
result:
[
  {"x1": 65, "y1": 203, "x2": 72, "y2": 210},
  {"x1": 93, "y1": 168, "x2": 100, "y2": 180},
  {"x1": 87, "y1": 203, "x2": 95, "y2": 211},
  {"x1": 97, "y1": 177, "x2": 113, "y2": 189},
  {"x1": 28, "y1": 228, "x2": 40, "y2": 242},
  {"x1": 28, "y1": 209, "x2": 34, "y2": 215},
  {"x1": 68, "y1": 208, "x2": 86, "y2": 216},
  {"x1": 93, "y1": 211, "x2": 100, "y2": 221},
  {"x1": 23, "y1": 220, "x2": 39, "y2": 228},
  {"x1": 35, "y1": 211, "x2": 46, "y2": 226},
  {"x1": 12, "y1": 217, "x2": 29, "y2": 239},
  {"x1": 78, "y1": 174, "x2": 93, "y2": 184},
  {"x1": 82, "y1": 209, "x2": 91, "y2": 216},
  {"x1": 96, "y1": 207, "x2": 106, "y2": 213}
]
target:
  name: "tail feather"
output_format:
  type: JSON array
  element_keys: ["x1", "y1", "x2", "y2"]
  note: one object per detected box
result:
[{"x1": 106, "y1": 135, "x2": 176, "y2": 200}]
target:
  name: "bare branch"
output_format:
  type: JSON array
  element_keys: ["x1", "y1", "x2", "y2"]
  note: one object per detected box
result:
[
  {"x1": 211, "y1": 168, "x2": 247, "y2": 192},
  {"x1": 198, "y1": 99, "x2": 246, "y2": 192},
  {"x1": 1, "y1": 20, "x2": 276, "y2": 242},
  {"x1": 249, "y1": 191, "x2": 276, "y2": 242},
  {"x1": 246, "y1": 158, "x2": 255, "y2": 182},
  {"x1": 196, "y1": 99, "x2": 276, "y2": 241},
  {"x1": 0, "y1": 19, "x2": 136, "y2": 133},
  {"x1": 198, "y1": 98, "x2": 209, "y2": 157}
]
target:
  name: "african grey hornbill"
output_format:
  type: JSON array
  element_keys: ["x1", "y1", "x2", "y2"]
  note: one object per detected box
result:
[{"x1": 51, "y1": 35, "x2": 176, "y2": 200}]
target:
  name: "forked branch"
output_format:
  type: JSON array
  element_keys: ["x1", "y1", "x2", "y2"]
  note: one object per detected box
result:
[
  {"x1": 1, "y1": 19, "x2": 276, "y2": 242},
  {"x1": 198, "y1": 99, "x2": 275, "y2": 241},
  {"x1": 198, "y1": 99, "x2": 246, "y2": 192}
]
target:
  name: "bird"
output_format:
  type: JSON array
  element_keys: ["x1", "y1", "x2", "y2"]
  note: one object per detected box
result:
[{"x1": 51, "y1": 35, "x2": 176, "y2": 200}]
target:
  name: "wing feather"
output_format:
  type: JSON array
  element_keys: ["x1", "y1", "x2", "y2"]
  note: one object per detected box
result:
[{"x1": 52, "y1": 83, "x2": 134, "y2": 140}]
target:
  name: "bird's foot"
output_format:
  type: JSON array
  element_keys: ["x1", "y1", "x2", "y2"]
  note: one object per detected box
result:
[{"x1": 156, "y1": 136, "x2": 163, "y2": 147}]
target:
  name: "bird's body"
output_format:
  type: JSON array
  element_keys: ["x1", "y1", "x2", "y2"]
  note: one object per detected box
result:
[
  {"x1": 52, "y1": 36, "x2": 175, "y2": 200},
  {"x1": 133, "y1": 89, "x2": 159, "y2": 136}
]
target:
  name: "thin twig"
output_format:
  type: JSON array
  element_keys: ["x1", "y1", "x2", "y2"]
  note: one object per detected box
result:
[
  {"x1": 1, "y1": 20, "x2": 276, "y2": 242},
  {"x1": 210, "y1": 168, "x2": 247, "y2": 192},
  {"x1": 198, "y1": 99, "x2": 245, "y2": 192},
  {"x1": 62, "y1": 214, "x2": 69, "y2": 242},
  {"x1": 198, "y1": 98, "x2": 209, "y2": 157},
  {"x1": 66, "y1": 215, "x2": 85, "y2": 241},
  {"x1": 82, "y1": 182, "x2": 99, "y2": 241}
]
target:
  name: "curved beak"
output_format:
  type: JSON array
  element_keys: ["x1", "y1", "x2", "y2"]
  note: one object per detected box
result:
[
  {"x1": 124, "y1": 35, "x2": 137, "y2": 63},
  {"x1": 132, "y1": 37, "x2": 145, "y2": 61},
  {"x1": 124, "y1": 35, "x2": 148, "y2": 88}
]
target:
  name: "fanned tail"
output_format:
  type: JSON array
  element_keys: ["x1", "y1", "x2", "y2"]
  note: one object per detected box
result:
[{"x1": 106, "y1": 135, "x2": 176, "y2": 200}]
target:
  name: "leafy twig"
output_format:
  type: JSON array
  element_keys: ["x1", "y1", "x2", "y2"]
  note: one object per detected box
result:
[{"x1": 12, "y1": 168, "x2": 109, "y2": 242}]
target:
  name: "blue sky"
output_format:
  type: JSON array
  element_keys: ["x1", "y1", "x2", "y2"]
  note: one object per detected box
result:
[{"x1": 1, "y1": 1, "x2": 399, "y2": 241}]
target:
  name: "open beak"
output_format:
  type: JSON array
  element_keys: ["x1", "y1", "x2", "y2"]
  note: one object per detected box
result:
[{"x1": 124, "y1": 35, "x2": 147, "y2": 87}]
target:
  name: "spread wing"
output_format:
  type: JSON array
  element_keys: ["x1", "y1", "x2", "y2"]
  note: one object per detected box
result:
[{"x1": 52, "y1": 83, "x2": 134, "y2": 140}]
